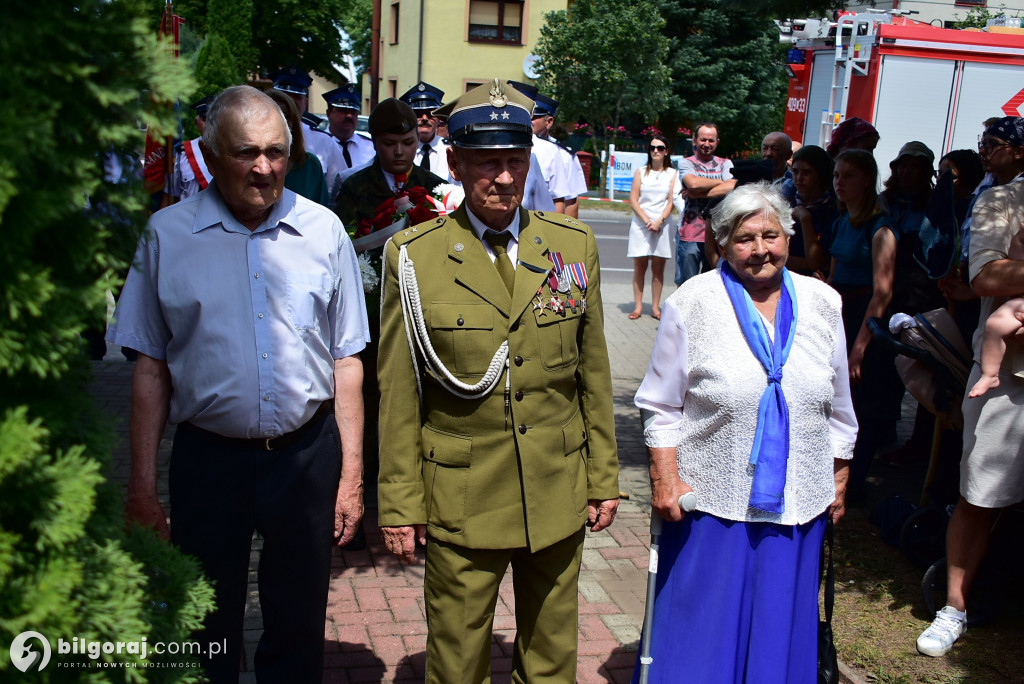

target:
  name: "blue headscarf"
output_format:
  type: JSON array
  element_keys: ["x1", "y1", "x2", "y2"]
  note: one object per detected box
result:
[{"x1": 719, "y1": 262, "x2": 798, "y2": 513}]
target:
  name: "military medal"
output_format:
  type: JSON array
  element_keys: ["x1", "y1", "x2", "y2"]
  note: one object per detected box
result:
[
  {"x1": 568, "y1": 262, "x2": 589, "y2": 313},
  {"x1": 549, "y1": 294, "x2": 566, "y2": 316},
  {"x1": 548, "y1": 251, "x2": 571, "y2": 295}
]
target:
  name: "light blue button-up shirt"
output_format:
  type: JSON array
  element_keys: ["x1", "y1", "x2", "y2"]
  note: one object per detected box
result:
[{"x1": 107, "y1": 182, "x2": 370, "y2": 438}]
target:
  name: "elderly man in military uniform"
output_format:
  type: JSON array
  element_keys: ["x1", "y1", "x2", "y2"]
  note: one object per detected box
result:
[
  {"x1": 271, "y1": 66, "x2": 347, "y2": 200},
  {"x1": 377, "y1": 79, "x2": 620, "y2": 684},
  {"x1": 323, "y1": 83, "x2": 374, "y2": 176},
  {"x1": 400, "y1": 81, "x2": 450, "y2": 180}
]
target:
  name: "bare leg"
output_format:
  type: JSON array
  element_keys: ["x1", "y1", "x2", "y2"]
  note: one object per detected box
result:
[
  {"x1": 944, "y1": 497, "x2": 996, "y2": 612},
  {"x1": 630, "y1": 258, "x2": 648, "y2": 318},
  {"x1": 968, "y1": 300, "x2": 1024, "y2": 397},
  {"x1": 651, "y1": 256, "x2": 667, "y2": 318}
]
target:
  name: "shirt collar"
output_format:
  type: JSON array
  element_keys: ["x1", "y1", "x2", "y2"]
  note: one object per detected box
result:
[
  {"x1": 464, "y1": 204, "x2": 520, "y2": 242},
  {"x1": 193, "y1": 181, "x2": 303, "y2": 236}
]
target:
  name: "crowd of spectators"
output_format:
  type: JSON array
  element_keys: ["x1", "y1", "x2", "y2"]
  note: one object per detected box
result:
[{"x1": 642, "y1": 113, "x2": 1023, "y2": 663}]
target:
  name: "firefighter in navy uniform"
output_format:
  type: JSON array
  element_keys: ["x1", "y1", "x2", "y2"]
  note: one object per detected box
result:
[{"x1": 400, "y1": 81, "x2": 450, "y2": 180}]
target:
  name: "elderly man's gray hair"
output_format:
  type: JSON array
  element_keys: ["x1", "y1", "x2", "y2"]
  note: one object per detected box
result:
[
  {"x1": 202, "y1": 85, "x2": 293, "y2": 157},
  {"x1": 710, "y1": 181, "x2": 795, "y2": 247}
]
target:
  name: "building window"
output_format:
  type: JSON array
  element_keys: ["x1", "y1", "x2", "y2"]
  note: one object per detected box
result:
[
  {"x1": 390, "y1": 2, "x2": 400, "y2": 44},
  {"x1": 388, "y1": 79, "x2": 397, "y2": 98},
  {"x1": 953, "y1": 0, "x2": 985, "y2": 5},
  {"x1": 465, "y1": 81, "x2": 485, "y2": 92},
  {"x1": 468, "y1": 0, "x2": 523, "y2": 44}
]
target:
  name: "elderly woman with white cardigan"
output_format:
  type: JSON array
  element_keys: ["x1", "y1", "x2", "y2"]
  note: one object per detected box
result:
[{"x1": 632, "y1": 182, "x2": 858, "y2": 684}]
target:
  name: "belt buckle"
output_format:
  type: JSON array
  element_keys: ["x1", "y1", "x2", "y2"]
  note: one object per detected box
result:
[{"x1": 263, "y1": 437, "x2": 275, "y2": 451}]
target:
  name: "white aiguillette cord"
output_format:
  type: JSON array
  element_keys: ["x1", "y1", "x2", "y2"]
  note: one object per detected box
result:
[{"x1": 394, "y1": 244, "x2": 510, "y2": 405}]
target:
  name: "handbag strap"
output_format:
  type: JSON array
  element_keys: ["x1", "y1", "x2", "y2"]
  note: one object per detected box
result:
[{"x1": 821, "y1": 517, "x2": 835, "y2": 624}]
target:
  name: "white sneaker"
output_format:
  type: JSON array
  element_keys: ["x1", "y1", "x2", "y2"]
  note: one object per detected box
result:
[{"x1": 916, "y1": 606, "x2": 967, "y2": 657}]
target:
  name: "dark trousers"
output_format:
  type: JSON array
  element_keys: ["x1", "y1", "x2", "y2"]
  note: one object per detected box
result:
[{"x1": 169, "y1": 413, "x2": 341, "y2": 683}]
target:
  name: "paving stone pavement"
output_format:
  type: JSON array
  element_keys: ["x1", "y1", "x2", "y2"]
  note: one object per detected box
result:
[{"x1": 90, "y1": 276, "x2": 664, "y2": 684}]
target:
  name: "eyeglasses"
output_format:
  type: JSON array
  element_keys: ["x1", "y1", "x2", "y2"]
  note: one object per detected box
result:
[
  {"x1": 978, "y1": 136, "x2": 1010, "y2": 153},
  {"x1": 649, "y1": 145, "x2": 667, "y2": 152}
]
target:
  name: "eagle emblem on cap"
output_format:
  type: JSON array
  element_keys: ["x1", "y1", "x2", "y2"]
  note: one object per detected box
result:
[{"x1": 488, "y1": 78, "x2": 507, "y2": 108}]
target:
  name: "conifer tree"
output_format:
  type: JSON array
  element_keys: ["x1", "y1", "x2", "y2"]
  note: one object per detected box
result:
[{"x1": 0, "y1": 0, "x2": 214, "y2": 679}]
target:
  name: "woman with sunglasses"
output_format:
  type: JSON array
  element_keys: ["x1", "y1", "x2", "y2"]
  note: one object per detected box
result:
[{"x1": 627, "y1": 138, "x2": 677, "y2": 320}]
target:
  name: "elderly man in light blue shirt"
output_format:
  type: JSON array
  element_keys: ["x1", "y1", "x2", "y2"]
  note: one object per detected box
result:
[{"x1": 107, "y1": 85, "x2": 369, "y2": 683}]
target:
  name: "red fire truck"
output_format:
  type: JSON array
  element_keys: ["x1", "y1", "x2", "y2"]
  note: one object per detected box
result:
[{"x1": 783, "y1": 12, "x2": 1024, "y2": 167}]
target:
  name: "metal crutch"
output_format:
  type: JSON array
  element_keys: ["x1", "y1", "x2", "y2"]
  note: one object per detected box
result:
[{"x1": 638, "y1": 492, "x2": 696, "y2": 684}]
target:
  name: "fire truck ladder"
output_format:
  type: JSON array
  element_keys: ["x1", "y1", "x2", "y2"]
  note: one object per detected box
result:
[{"x1": 821, "y1": 14, "x2": 880, "y2": 146}]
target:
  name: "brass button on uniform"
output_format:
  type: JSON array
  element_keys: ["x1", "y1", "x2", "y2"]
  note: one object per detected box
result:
[
  {"x1": 518, "y1": 424, "x2": 527, "y2": 434},
  {"x1": 515, "y1": 390, "x2": 524, "y2": 401},
  {"x1": 457, "y1": 317, "x2": 464, "y2": 326},
  {"x1": 514, "y1": 355, "x2": 524, "y2": 366}
]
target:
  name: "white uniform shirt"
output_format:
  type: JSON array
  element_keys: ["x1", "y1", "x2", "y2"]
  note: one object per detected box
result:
[
  {"x1": 522, "y1": 153, "x2": 556, "y2": 212},
  {"x1": 532, "y1": 135, "x2": 571, "y2": 203},
  {"x1": 413, "y1": 133, "x2": 451, "y2": 181},
  {"x1": 303, "y1": 124, "x2": 347, "y2": 201}
]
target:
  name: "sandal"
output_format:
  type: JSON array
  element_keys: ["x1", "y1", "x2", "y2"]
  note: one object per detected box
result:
[{"x1": 651, "y1": 311, "x2": 661, "y2": 320}]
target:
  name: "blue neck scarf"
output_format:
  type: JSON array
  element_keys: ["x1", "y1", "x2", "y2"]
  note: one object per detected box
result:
[{"x1": 719, "y1": 262, "x2": 798, "y2": 514}]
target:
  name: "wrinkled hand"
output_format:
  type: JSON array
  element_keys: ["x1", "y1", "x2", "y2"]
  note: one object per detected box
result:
[
  {"x1": 587, "y1": 498, "x2": 619, "y2": 532},
  {"x1": 125, "y1": 490, "x2": 169, "y2": 539},
  {"x1": 381, "y1": 525, "x2": 427, "y2": 564},
  {"x1": 334, "y1": 479, "x2": 364, "y2": 547},
  {"x1": 830, "y1": 462, "x2": 850, "y2": 524},
  {"x1": 651, "y1": 475, "x2": 692, "y2": 523}
]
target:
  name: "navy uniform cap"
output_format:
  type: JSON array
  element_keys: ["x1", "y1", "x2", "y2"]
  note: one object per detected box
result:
[
  {"x1": 191, "y1": 95, "x2": 214, "y2": 118},
  {"x1": 323, "y1": 83, "x2": 360, "y2": 110},
  {"x1": 270, "y1": 66, "x2": 313, "y2": 96},
  {"x1": 400, "y1": 82, "x2": 445, "y2": 111},
  {"x1": 369, "y1": 98, "x2": 417, "y2": 137},
  {"x1": 507, "y1": 80, "x2": 539, "y2": 101},
  {"x1": 431, "y1": 79, "x2": 533, "y2": 149},
  {"x1": 533, "y1": 92, "x2": 558, "y2": 118}
]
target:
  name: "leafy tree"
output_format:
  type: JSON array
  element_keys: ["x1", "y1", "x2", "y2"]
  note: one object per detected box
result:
[
  {"x1": 952, "y1": 4, "x2": 1023, "y2": 29},
  {"x1": 655, "y1": 0, "x2": 791, "y2": 156},
  {"x1": 194, "y1": 32, "x2": 241, "y2": 101},
  {"x1": 208, "y1": 0, "x2": 254, "y2": 79},
  {"x1": 0, "y1": 0, "x2": 214, "y2": 678},
  {"x1": 340, "y1": 0, "x2": 374, "y2": 78},
  {"x1": 535, "y1": 0, "x2": 671, "y2": 185},
  {"x1": 163, "y1": 0, "x2": 351, "y2": 79}
]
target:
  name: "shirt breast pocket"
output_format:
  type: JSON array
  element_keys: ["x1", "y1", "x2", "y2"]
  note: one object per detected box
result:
[
  {"x1": 427, "y1": 302, "x2": 496, "y2": 377},
  {"x1": 285, "y1": 271, "x2": 333, "y2": 331}
]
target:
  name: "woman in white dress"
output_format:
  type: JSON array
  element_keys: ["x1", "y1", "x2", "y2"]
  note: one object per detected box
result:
[{"x1": 628, "y1": 137, "x2": 677, "y2": 319}]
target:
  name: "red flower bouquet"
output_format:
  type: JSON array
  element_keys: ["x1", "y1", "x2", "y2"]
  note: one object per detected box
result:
[{"x1": 355, "y1": 186, "x2": 440, "y2": 238}]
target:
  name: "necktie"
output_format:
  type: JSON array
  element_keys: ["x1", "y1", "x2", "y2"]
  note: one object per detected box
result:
[
  {"x1": 339, "y1": 139, "x2": 353, "y2": 168},
  {"x1": 483, "y1": 230, "x2": 515, "y2": 294},
  {"x1": 394, "y1": 172, "x2": 407, "y2": 192},
  {"x1": 419, "y1": 143, "x2": 431, "y2": 169}
]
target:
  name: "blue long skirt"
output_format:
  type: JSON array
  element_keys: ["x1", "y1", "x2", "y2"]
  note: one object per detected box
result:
[{"x1": 631, "y1": 511, "x2": 827, "y2": 684}]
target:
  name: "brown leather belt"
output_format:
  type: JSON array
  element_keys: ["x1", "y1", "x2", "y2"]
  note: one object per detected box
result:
[{"x1": 179, "y1": 399, "x2": 334, "y2": 451}]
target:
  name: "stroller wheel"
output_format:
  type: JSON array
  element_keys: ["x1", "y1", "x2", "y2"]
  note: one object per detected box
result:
[
  {"x1": 900, "y1": 506, "x2": 949, "y2": 569},
  {"x1": 922, "y1": 558, "x2": 946, "y2": 617}
]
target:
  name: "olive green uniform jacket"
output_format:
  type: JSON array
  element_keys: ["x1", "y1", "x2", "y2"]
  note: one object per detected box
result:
[{"x1": 377, "y1": 207, "x2": 619, "y2": 551}]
